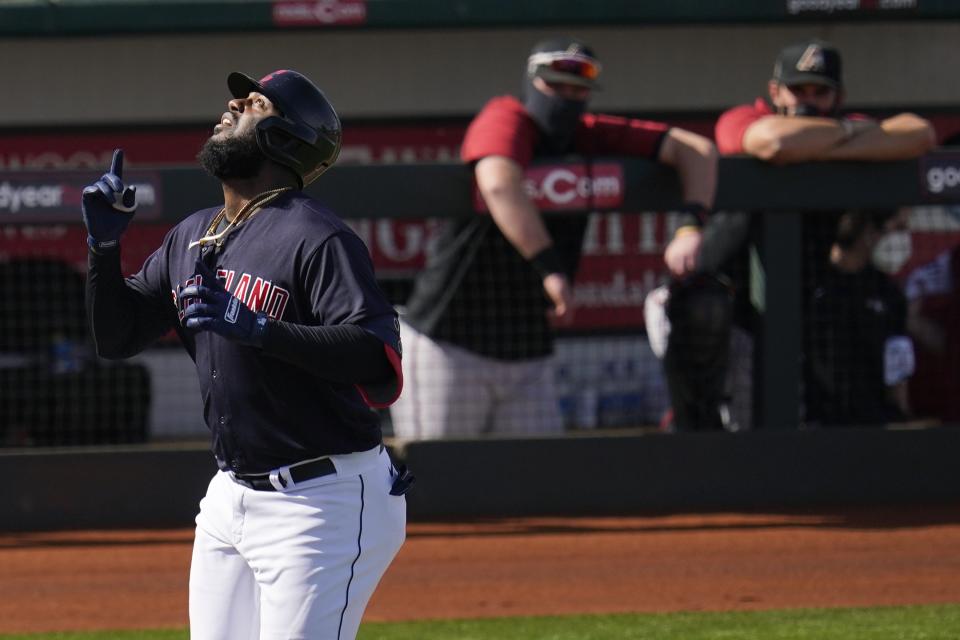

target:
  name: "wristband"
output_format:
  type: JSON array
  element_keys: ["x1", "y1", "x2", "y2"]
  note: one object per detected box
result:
[
  {"x1": 88, "y1": 236, "x2": 120, "y2": 255},
  {"x1": 839, "y1": 118, "x2": 855, "y2": 140},
  {"x1": 529, "y1": 246, "x2": 565, "y2": 278},
  {"x1": 675, "y1": 202, "x2": 709, "y2": 229},
  {"x1": 673, "y1": 225, "x2": 702, "y2": 239}
]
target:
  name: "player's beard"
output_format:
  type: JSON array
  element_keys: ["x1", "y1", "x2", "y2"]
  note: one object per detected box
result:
[{"x1": 197, "y1": 129, "x2": 266, "y2": 181}]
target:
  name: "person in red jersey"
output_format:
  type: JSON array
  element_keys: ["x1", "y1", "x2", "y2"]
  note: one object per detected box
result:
[
  {"x1": 715, "y1": 39, "x2": 934, "y2": 162},
  {"x1": 390, "y1": 37, "x2": 718, "y2": 439},
  {"x1": 715, "y1": 39, "x2": 935, "y2": 428}
]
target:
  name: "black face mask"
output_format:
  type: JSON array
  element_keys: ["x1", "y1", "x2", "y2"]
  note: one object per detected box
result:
[
  {"x1": 523, "y1": 80, "x2": 587, "y2": 154},
  {"x1": 197, "y1": 128, "x2": 266, "y2": 181},
  {"x1": 783, "y1": 102, "x2": 839, "y2": 118},
  {"x1": 771, "y1": 87, "x2": 841, "y2": 118}
]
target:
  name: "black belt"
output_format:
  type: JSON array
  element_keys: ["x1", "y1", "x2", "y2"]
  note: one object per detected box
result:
[{"x1": 232, "y1": 457, "x2": 336, "y2": 491}]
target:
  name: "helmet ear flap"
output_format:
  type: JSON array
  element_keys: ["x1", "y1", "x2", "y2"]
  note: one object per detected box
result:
[
  {"x1": 260, "y1": 115, "x2": 317, "y2": 146},
  {"x1": 255, "y1": 116, "x2": 340, "y2": 188}
]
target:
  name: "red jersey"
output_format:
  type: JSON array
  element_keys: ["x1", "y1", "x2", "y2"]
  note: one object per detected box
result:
[
  {"x1": 460, "y1": 95, "x2": 668, "y2": 167},
  {"x1": 405, "y1": 95, "x2": 669, "y2": 360},
  {"x1": 715, "y1": 97, "x2": 872, "y2": 156},
  {"x1": 714, "y1": 98, "x2": 774, "y2": 155}
]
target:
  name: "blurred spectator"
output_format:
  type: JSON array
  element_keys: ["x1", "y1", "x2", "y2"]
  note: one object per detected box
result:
[
  {"x1": 390, "y1": 37, "x2": 717, "y2": 440},
  {"x1": 715, "y1": 39, "x2": 935, "y2": 164},
  {"x1": 805, "y1": 210, "x2": 914, "y2": 426},
  {"x1": 644, "y1": 211, "x2": 753, "y2": 432},
  {"x1": 904, "y1": 213, "x2": 960, "y2": 424},
  {"x1": 714, "y1": 39, "x2": 934, "y2": 428},
  {"x1": 904, "y1": 133, "x2": 960, "y2": 425}
]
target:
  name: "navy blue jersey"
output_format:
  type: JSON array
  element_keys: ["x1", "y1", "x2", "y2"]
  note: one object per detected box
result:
[{"x1": 125, "y1": 191, "x2": 400, "y2": 473}]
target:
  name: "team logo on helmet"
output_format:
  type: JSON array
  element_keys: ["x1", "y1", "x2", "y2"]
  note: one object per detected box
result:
[{"x1": 259, "y1": 70, "x2": 292, "y2": 85}]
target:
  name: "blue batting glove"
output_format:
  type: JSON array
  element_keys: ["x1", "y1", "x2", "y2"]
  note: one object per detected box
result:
[
  {"x1": 180, "y1": 260, "x2": 270, "y2": 347},
  {"x1": 81, "y1": 149, "x2": 138, "y2": 251}
]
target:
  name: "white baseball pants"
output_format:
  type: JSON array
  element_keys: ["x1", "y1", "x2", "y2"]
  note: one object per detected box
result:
[
  {"x1": 188, "y1": 446, "x2": 406, "y2": 640},
  {"x1": 390, "y1": 318, "x2": 563, "y2": 440}
]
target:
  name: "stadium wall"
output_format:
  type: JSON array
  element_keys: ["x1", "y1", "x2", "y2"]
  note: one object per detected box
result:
[
  {"x1": 3, "y1": 426, "x2": 959, "y2": 531},
  {"x1": 1, "y1": 22, "x2": 959, "y2": 126}
]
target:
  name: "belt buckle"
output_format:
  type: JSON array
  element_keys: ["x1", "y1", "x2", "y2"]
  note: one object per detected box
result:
[{"x1": 268, "y1": 466, "x2": 294, "y2": 491}]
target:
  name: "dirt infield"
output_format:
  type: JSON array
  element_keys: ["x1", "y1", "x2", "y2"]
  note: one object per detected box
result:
[{"x1": 1, "y1": 505, "x2": 959, "y2": 633}]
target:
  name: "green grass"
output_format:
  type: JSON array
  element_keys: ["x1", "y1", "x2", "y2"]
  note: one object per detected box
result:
[{"x1": 3, "y1": 604, "x2": 959, "y2": 639}]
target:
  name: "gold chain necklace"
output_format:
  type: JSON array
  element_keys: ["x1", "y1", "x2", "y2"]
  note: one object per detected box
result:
[{"x1": 188, "y1": 186, "x2": 294, "y2": 249}]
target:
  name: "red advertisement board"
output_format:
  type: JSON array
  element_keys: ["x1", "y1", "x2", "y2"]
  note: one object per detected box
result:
[
  {"x1": 473, "y1": 163, "x2": 625, "y2": 213},
  {"x1": 0, "y1": 124, "x2": 465, "y2": 170},
  {"x1": 272, "y1": 0, "x2": 367, "y2": 27},
  {"x1": 5, "y1": 114, "x2": 957, "y2": 172},
  {"x1": 785, "y1": 0, "x2": 918, "y2": 17},
  {"x1": 5, "y1": 116, "x2": 960, "y2": 331}
]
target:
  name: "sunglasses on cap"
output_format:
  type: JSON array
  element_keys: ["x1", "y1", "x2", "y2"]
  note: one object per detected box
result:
[{"x1": 527, "y1": 51, "x2": 602, "y2": 81}]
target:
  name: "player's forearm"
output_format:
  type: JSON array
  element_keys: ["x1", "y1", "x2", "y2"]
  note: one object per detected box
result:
[
  {"x1": 479, "y1": 176, "x2": 555, "y2": 258},
  {"x1": 262, "y1": 321, "x2": 394, "y2": 384},
  {"x1": 659, "y1": 128, "x2": 717, "y2": 210},
  {"x1": 486, "y1": 195, "x2": 553, "y2": 257},
  {"x1": 821, "y1": 113, "x2": 936, "y2": 161},
  {"x1": 742, "y1": 116, "x2": 848, "y2": 163},
  {"x1": 476, "y1": 156, "x2": 553, "y2": 257},
  {"x1": 693, "y1": 211, "x2": 752, "y2": 274},
  {"x1": 86, "y1": 249, "x2": 169, "y2": 359}
]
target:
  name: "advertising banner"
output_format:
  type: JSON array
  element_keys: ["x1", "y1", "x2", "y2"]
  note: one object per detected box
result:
[
  {"x1": 7, "y1": 119, "x2": 960, "y2": 331},
  {"x1": 473, "y1": 163, "x2": 625, "y2": 213},
  {"x1": 919, "y1": 152, "x2": 960, "y2": 202},
  {"x1": 272, "y1": 0, "x2": 367, "y2": 26},
  {"x1": 0, "y1": 171, "x2": 163, "y2": 224}
]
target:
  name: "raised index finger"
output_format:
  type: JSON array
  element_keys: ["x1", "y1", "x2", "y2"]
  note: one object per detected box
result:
[{"x1": 110, "y1": 149, "x2": 124, "y2": 179}]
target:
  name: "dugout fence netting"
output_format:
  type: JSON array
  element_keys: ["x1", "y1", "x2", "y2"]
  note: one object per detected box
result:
[
  {"x1": 802, "y1": 205, "x2": 960, "y2": 429},
  {"x1": 2, "y1": 205, "x2": 959, "y2": 447}
]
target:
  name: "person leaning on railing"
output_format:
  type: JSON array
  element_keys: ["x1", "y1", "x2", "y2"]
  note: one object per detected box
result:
[
  {"x1": 715, "y1": 39, "x2": 934, "y2": 165},
  {"x1": 714, "y1": 39, "x2": 936, "y2": 428},
  {"x1": 390, "y1": 37, "x2": 717, "y2": 440}
]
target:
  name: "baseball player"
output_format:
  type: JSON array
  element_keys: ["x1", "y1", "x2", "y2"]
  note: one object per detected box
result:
[
  {"x1": 82, "y1": 69, "x2": 411, "y2": 640},
  {"x1": 390, "y1": 37, "x2": 717, "y2": 439}
]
